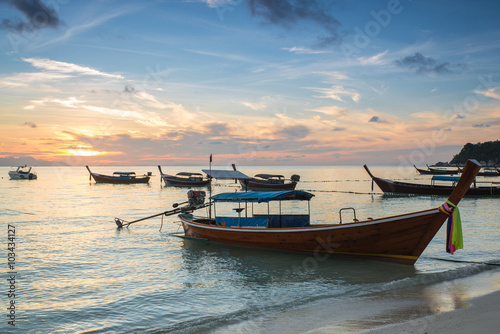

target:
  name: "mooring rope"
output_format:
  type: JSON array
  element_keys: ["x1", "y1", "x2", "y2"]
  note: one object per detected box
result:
[
  {"x1": 159, "y1": 214, "x2": 164, "y2": 232},
  {"x1": 302, "y1": 189, "x2": 381, "y2": 195}
]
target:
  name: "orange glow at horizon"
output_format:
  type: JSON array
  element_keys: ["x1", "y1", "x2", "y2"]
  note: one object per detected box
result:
[{"x1": 65, "y1": 149, "x2": 107, "y2": 157}]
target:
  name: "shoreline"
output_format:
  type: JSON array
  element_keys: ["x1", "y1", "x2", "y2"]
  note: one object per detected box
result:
[
  {"x1": 319, "y1": 267, "x2": 500, "y2": 334},
  {"x1": 215, "y1": 267, "x2": 500, "y2": 333},
  {"x1": 359, "y1": 289, "x2": 500, "y2": 334}
]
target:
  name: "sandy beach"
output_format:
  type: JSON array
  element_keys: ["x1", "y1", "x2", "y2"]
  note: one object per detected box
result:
[
  {"x1": 216, "y1": 267, "x2": 500, "y2": 333},
  {"x1": 361, "y1": 290, "x2": 500, "y2": 334},
  {"x1": 325, "y1": 267, "x2": 500, "y2": 334}
]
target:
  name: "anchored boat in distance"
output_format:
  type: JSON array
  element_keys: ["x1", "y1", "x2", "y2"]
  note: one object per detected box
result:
[
  {"x1": 158, "y1": 166, "x2": 211, "y2": 187},
  {"x1": 86, "y1": 166, "x2": 151, "y2": 184},
  {"x1": 231, "y1": 164, "x2": 300, "y2": 191},
  {"x1": 8, "y1": 165, "x2": 37, "y2": 180}
]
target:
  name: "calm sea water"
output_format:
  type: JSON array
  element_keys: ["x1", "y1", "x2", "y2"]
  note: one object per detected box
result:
[{"x1": 1, "y1": 165, "x2": 499, "y2": 333}]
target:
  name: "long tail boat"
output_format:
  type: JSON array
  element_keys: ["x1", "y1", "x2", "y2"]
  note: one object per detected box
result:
[
  {"x1": 365, "y1": 165, "x2": 499, "y2": 196},
  {"x1": 414, "y1": 165, "x2": 460, "y2": 175},
  {"x1": 231, "y1": 164, "x2": 300, "y2": 191},
  {"x1": 158, "y1": 166, "x2": 211, "y2": 187},
  {"x1": 86, "y1": 166, "x2": 150, "y2": 184},
  {"x1": 177, "y1": 160, "x2": 481, "y2": 265}
]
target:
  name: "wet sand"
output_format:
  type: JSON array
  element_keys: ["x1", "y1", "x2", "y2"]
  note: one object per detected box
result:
[
  {"x1": 215, "y1": 267, "x2": 500, "y2": 333},
  {"x1": 360, "y1": 290, "x2": 500, "y2": 334}
]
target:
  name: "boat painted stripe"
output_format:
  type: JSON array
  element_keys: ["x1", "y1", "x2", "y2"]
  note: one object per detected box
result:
[
  {"x1": 313, "y1": 250, "x2": 418, "y2": 261},
  {"x1": 180, "y1": 208, "x2": 440, "y2": 233}
]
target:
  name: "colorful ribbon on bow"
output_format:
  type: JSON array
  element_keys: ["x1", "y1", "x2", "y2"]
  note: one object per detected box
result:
[{"x1": 438, "y1": 200, "x2": 463, "y2": 254}]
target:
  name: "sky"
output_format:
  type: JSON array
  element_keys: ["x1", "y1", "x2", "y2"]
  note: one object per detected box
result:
[{"x1": 0, "y1": 0, "x2": 499, "y2": 166}]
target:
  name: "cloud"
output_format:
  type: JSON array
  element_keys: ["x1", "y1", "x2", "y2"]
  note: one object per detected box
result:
[
  {"x1": 309, "y1": 105, "x2": 346, "y2": 117},
  {"x1": 23, "y1": 121, "x2": 37, "y2": 128},
  {"x1": 472, "y1": 123, "x2": 490, "y2": 128},
  {"x1": 282, "y1": 46, "x2": 330, "y2": 54},
  {"x1": 395, "y1": 53, "x2": 466, "y2": 75},
  {"x1": 276, "y1": 125, "x2": 310, "y2": 139},
  {"x1": 241, "y1": 101, "x2": 266, "y2": 110},
  {"x1": 248, "y1": 0, "x2": 341, "y2": 46},
  {"x1": 0, "y1": 71, "x2": 73, "y2": 87},
  {"x1": 200, "y1": 0, "x2": 237, "y2": 8},
  {"x1": 204, "y1": 122, "x2": 231, "y2": 136},
  {"x1": 0, "y1": 0, "x2": 63, "y2": 32},
  {"x1": 314, "y1": 71, "x2": 350, "y2": 82},
  {"x1": 332, "y1": 127, "x2": 346, "y2": 132},
  {"x1": 368, "y1": 116, "x2": 388, "y2": 124},
  {"x1": 358, "y1": 50, "x2": 389, "y2": 65},
  {"x1": 124, "y1": 84, "x2": 136, "y2": 93},
  {"x1": 475, "y1": 87, "x2": 500, "y2": 100},
  {"x1": 82, "y1": 105, "x2": 169, "y2": 127},
  {"x1": 23, "y1": 58, "x2": 123, "y2": 79},
  {"x1": 309, "y1": 85, "x2": 360, "y2": 102}
]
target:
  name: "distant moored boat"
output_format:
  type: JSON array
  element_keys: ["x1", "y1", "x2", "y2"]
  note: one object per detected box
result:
[
  {"x1": 86, "y1": 166, "x2": 150, "y2": 184},
  {"x1": 8, "y1": 165, "x2": 37, "y2": 180}
]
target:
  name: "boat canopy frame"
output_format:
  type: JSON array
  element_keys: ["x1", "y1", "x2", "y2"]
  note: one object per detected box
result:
[
  {"x1": 211, "y1": 190, "x2": 314, "y2": 203},
  {"x1": 176, "y1": 172, "x2": 205, "y2": 177},
  {"x1": 210, "y1": 191, "x2": 314, "y2": 228},
  {"x1": 254, "y1": 174, "x2": 285, "y2": 180}
]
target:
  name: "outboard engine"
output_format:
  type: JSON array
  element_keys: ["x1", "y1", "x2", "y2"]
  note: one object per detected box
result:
[
  {"x1": 187, "y1": 190, "x2": 206, "y2": 206},
  {"x1": 290, "y1": 174, "x2": 300, "y2": 182}
]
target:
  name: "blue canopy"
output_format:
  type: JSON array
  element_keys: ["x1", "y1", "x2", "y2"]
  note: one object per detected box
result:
[
  {"x1": 432, "y1": 175, "x2": 461, "y2": 182},
  {"x1": 211, "y1": 190, "x2": 314, "y2": 203}
]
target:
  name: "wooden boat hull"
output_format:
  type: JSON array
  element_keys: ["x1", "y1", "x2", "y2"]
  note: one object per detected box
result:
[
  {"x1": 366, "y1": 166, "x2": 499, "y2": 196},
  {"x1": 161, "y1": 175, "x2": 210, "y2": 187},
  {"x1": 90, "y1": 173, "x2": 150, "y2": 184},
  {"x1": 476, "y1": 171, "x2": 500, "y2": 177},
  {"x1": 239, "y1": 179, "x2": 297, "y2": 191},
  {"x1": 179, "y1": 208, "x2": 446, "y2": 265},
  {"x1": 86, "y1": 166, "x2": 150, "y2": 184},
  {"x1": 414, "y1": 166, "x2": 460, "y2": 175},
  {"x1": 176, "y1": 160, "x2": 481, "y2": 265}
]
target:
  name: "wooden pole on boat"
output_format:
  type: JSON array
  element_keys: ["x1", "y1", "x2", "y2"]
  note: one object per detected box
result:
[
  {"x1": 158, "y1": 165, "x2": 163, "y2": 184},
  {"x1": 115, "y1": 211, "x2": 169, "y2": 228},
  {"x1": 209, "y1": 154, "x2": 212, "y2": 220},
  {"x1": 115, "y1": 201, "x2": 211, "y2": 228},
  {"x1": 446, "y1": 159, "x2": 481, "y2": 206},
  {"x1": 86, "y1": 165, "x2": 92, "y2": 181}
]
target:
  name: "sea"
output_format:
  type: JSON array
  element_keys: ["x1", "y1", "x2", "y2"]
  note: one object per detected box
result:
[{"x1": 1, "y1": 165, "x2": 499, "y2": 333}]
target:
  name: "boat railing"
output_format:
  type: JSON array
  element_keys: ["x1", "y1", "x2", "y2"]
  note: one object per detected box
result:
[{"x1": 339, "y1": 207, "x2": 358, "y2": 224}]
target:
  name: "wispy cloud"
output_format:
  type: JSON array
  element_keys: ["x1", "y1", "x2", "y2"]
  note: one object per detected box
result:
[
  {"x1": 0, "y1": 72, "x2": 73, "y2": 88},
  {"x1": 23, "y1": 58, "x2": 123, "y2": 79},
  {"x1": 199, "y1": 0, "x2": 239, "y2": 8},
  {"x1": 308, "y1": 106, "x2": 346, "y2": 117},
  {"x1": 308, "y1": 85, "x2": 360, "y2": 102},
  {"x1": 35, "y1": 6, "x2": 139, "y2": 48},
  {"x1": 358, "y1": 50, "x2": 389, "y2": 65},
  {"x1": 185, "y1": 49, "x2": 254, "y2": 62},
  {"x1": 240, "y1": 101, "x2": 267, "y2": 110},
  {"x1": 314, "y1": 71, "x2": 350, "y2": 82},
  {"x1": 282, "y1": 46, "x2": 330, "y2": 54},
  {"x1": 82, "y1": 105, "x2": 170, "y2": 127},
  {"x1": 475, "y1": 87, "x2": 500, "y2": 100}
]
